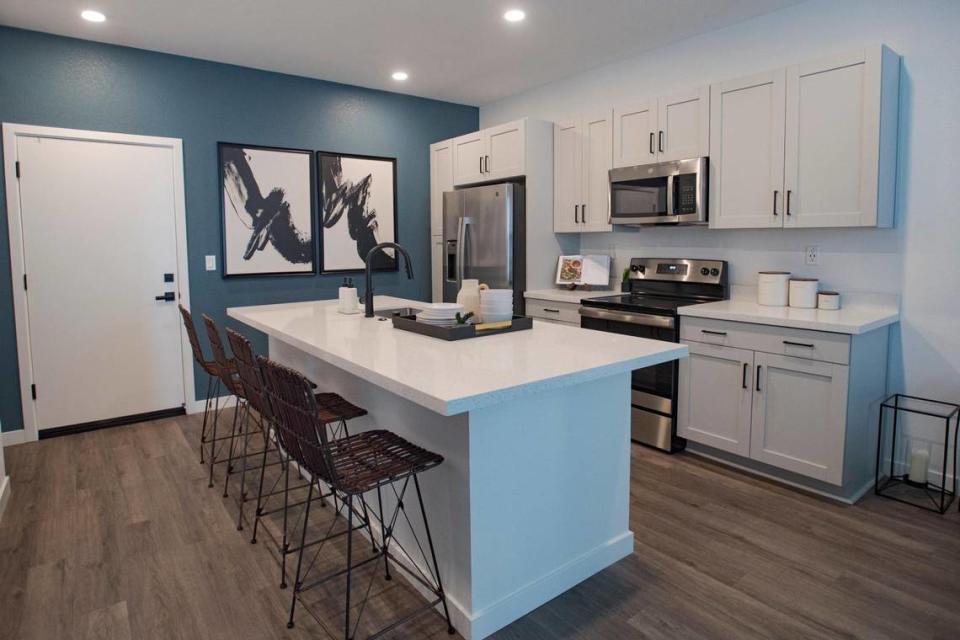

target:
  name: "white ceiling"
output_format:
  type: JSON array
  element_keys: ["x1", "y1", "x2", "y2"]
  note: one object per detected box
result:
[{"x1": 0, "y1": 0, "x2": 804, "y2": 106}]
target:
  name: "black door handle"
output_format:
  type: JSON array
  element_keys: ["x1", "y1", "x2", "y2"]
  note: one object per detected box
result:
[
  {"x1": 773, "y1": 190, "x2": 779, "y2": 216},
  {"x1": 742, "y1": 362, "x2": 749, "y2": 389},
  {"x1": 658, "y1": 130, "x2": 664, "y2": 153},
  {"x1": 649, "y1": 132, "x2": 654, "y2": 155},
  {"x1": 786, "y1": 190, "x2": 793, "y2": 215},
  {"x1": 574, "y1": 204, "x2": 579, "y2": 224},
  {"x1": 756, "y1": 365, "x2": 762, "y2": 392},
  {"x1": 155, "y1": 291, "x2": 176, "y2": 302},
  {"x1": 582, "y1": 204, "x2": 586, "y2": 223}
]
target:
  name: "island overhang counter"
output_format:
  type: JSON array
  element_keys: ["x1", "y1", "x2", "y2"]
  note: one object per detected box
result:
[{"x1": 228, "y1": 296, "x2": 687, "y2": 639}]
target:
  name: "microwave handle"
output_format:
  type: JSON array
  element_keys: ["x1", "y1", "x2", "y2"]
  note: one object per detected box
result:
[{"x1": 666, "y1": 174, "x2": 675, "y2": 217}]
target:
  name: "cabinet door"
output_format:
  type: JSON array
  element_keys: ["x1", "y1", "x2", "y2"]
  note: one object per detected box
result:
[
  {"x1": 658, "y1": 87, "x2": 709, "y2": 162},
  {"x1": 751, "y1": 353, "x2": 848, "y2": 485},
  {"x1": 613, "y1": 100, "x2": 657, "y2": 168},
  {"x1": 430, "y1": 140, "x2": 454, "y2": 236},
  {"x1": 709, "y1": 70, "x2": 786, "y2": 229},
  {"x1": 678, "y1": 341, "x2": 754, "y2": 456},
  {"x1": 553, "y1": 118, "x2": 582, "y2": 233},
  {"x1": 581, "y1": 110, "x2": 613, "y2": 233},
  {"x1": 783, "y1": 49, "x2": 876, "y2": 228},
  {"x1": 431, "y1": 234, "x2": 444, "y2": 302},
  {"x1": 484, "y1": 119, "x2": 526, "y2": 181},
  {"x1": 452, "y1": 131, "x2": 485, "y2": 186}
]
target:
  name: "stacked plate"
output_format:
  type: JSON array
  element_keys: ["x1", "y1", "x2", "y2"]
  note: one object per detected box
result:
[
  {"x1": 416, "y1": 302, "x2": 464, "y2": 327},
  {"x1": 480, "y1": 289, "x2": 514, "y2": 322}
]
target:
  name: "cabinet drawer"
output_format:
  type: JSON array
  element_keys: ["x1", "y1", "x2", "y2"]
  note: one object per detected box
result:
[
  {"x1": 680, "y1": 317, "x2": 849, "y2": 365},
  {"x1": 526, "y1": 299, "x2": 581, "y2": 325}
]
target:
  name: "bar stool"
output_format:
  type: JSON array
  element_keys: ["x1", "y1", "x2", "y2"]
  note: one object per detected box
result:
[
  {"x1": 178, "y1": 304, "x2": 224, "y2": 464},
  {"x1": 258, "y1": 356, "x2": 455, "y2": 639},
  {"x1": 225, "y1": 328, "x2": 374, "y2": 589},
  {"x1": 201, "y1": 314, "x2": 249, "y2": 494}
]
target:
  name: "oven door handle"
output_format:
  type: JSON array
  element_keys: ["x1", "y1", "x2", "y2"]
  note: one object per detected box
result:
[{"x1": 578, "y1": 306, "x2": 675, "y2": 329}]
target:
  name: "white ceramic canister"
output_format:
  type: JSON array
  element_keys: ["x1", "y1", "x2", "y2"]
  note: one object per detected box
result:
[
  {"x1": 757, "y1": 271, "x2": 791, "y2": 307},
  {"x1": 818, "y1": 291, "x2": 841, "y2": 310},
  {"x1": 788, "y1": 278, "x2": 819, "y2": 309}
]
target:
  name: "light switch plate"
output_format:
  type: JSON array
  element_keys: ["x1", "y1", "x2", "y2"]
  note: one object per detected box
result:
[
  {"x1": 205, "y1": 255, "x2": 217, "y2": 271},
  {"x1": 805, "y1": 246, "x2": 819, "y2": 265}
]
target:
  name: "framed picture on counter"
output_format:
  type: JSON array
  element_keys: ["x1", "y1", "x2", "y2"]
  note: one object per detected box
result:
[
  {"x1": 219, "y1": 142, "x2": 316, "y2": 277},
  {"x1": 317, "y1": 151, "x2": 398, "y2": 273}
]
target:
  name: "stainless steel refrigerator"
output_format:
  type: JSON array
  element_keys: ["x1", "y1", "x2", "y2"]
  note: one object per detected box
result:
[{"x1": 442, "y1": 182, "x2": 525, "y2": 314}]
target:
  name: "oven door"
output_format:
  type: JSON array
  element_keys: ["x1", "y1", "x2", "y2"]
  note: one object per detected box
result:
[{"x1": 609, "y1": 157, "x2": 707, "y2": 225}]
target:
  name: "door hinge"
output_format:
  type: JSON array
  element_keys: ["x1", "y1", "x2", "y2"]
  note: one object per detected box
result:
[
  {"x1": 31, "y1": 384, "x2": 37, "y2": 400},
  {"x1": 15, "y1": 161, "x2": 21, "y2": 179},
  {"x1": 23, "y1": 274, "x2": 27, "y2": 290}
]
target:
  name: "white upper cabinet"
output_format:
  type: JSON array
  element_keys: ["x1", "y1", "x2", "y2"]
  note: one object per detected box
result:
[
  {"x1": 452, "y1": 119, "x2": 526, "y2": 186},
  {"x1": 452, "y1": 131, "x2": 485, "y2": 186},
  {"x1": 553, "y1": 118, "x2": 582, "y2": 233},
  {"x1": 553, "y1": 110, "x2": 612, "y2": 233},
  {"x1": 613, "y1": 100, "x2": 657, "y2": 168},
  {"x1": 612, "y1": 89, "x2": 709, "y2": 168},
  {"x1": 711, "y1": 45, "x2": 899, "y2": 230},
  {"x1": 783, "y1": 46, "x2": 898, "y2": 228},
  {"x1": 581, "y1": 110, "x2": 613, "y2": 232},
  {"x1": 658, "y1": 87, "x2": 710, "y2": 162},
  {"x1": 430, "y1": 139, "x2": 454, "y2": 236},
  {"x1": 709, "y1": 69, "x2": 786, "y2": 229}
]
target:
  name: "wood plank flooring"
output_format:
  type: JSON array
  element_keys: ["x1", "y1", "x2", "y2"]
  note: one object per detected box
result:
[{"x1": 1, "y1": 412, "x2": 958, "y2": 639}]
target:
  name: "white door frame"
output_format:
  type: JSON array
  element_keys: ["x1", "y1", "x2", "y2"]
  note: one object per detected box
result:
[{"x1": 2, "y1": 123, "x2": 194, "y2": 442}]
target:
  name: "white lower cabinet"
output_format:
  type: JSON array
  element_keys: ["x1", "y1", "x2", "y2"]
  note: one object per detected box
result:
[
  {"x1": 678, "y1": 317, "x2": 883, "y2": 491},
  {"x1": 751, "y1": 352, "x2": 848, "y2": 484},
  {"x1": 678, "y1": 342, "x2": 754, "y2": 457}
]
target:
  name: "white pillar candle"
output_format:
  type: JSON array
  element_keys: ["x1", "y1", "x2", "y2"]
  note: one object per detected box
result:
[{"x1": 908, "y1": 448, "x2": 930, "y2": 485}]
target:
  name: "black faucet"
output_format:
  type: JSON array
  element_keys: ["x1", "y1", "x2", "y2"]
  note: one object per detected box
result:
[{"x1": 364, "y1": 242, "x2": 414, "y2": 317}]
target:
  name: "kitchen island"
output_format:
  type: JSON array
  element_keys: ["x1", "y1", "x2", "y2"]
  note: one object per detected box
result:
[{"x1": 228, "y1": 296, "x2": 687, "y2": 639}]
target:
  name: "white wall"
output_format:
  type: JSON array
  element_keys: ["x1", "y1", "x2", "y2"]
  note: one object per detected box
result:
[{"x1": 482, "y1": 0, "x2": 960, "y2": 474}]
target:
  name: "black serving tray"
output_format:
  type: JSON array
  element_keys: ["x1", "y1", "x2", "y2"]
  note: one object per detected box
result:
[{"x1": 391, "y1": 314, "x2": 533, "y2": 341}]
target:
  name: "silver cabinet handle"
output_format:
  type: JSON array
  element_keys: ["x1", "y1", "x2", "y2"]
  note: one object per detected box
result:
[
  {"x1": 456, "y1": 216, "x2": 472, "y2": 286},
  {"x1": 579, "y1": 306, "x2": 675, "y2": 328}
]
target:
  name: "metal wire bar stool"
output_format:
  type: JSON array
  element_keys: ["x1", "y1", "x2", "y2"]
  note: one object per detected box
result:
[
  {"x1": 258, "y1": 356, "x2": 455, "y2": 639},
  {"x1": 225, "y1": 328, "x2": 374, "y2": 590},
  {"x1": 201, "y1": 314, "x2": 251, "y2": 494},
  {"x1": 178, "y1": 304, "x2": 225, "y2": 464}
]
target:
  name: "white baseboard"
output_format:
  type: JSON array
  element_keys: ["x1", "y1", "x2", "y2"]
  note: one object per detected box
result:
[
  {"x1": 0, "y1": 475, "x2": 11, "y2": 523},
  {"x1": 0, "y1": 429, "x2": 28, "y2": 448},
  {"x1": 186, "y1": 395, "x2": 237, "y2": 415}
]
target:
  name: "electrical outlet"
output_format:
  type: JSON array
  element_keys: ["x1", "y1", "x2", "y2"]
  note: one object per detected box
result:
[
  {"x1": 205, "y1": 255, "x2": 217, "y2": 271},
  {"x1": 805, "y1": 246, "x2": 819, "y2": 266}
]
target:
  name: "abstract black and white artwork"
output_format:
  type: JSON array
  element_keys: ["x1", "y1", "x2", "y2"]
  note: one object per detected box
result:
[
  {"x1": 318, "y1": 152, "x2": 397, "y2": 273},
  {"x1": 219, "y1": 143, "x2": 315, "y2": 276}
]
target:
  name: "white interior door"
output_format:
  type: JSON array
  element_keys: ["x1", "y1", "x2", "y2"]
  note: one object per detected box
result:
[{"x1": 15, "y1": 135, "x2": 186, "y2": 431}]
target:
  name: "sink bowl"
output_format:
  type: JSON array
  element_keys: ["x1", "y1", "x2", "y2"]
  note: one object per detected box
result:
[{"x1": 373, "y1": 307, "x2": 422, "y2": 319}]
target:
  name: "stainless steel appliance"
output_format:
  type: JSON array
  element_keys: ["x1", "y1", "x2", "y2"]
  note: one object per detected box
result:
[
  {"x1": 608, "y1": 157, "x2": 708, "y2": 225},
  {"x1": 443, "y1": 182, "x2": 525, "y2": 314},
  {"x1": 579, "y1": 257, "x2": 728, "y2": 452}
]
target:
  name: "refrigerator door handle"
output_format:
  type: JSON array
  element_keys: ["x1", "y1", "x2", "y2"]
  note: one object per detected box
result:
[{"x1": 456, "y1": 216, "x2": 472, "y2": 287}]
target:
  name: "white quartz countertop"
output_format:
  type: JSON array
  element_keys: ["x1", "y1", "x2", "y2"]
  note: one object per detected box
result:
[
  {"x1": 228, "y1": 296, "x2": 686, "y2": 416},
  {"x1": 679, "y1": 295, "x2": 899, "y2": 335},
  {"x1": 524, "y1": 288, "x2": 616, "y2": 304}
]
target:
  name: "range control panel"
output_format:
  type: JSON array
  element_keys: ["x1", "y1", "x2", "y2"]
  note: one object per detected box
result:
[{"x1": 628, "y1": 258, "x2": 726, "y2": 284}]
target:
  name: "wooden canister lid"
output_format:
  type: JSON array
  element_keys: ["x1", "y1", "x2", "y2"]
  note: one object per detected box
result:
[
  {"x1": 758, "y1": 271, "x2": 790, "y2": 274},
  {"x1": 818, "y1": 291, "x2": 839, "y2": 296},
  {"x1": 789, "y1": 277, "x2": 819, "y2": 281}
]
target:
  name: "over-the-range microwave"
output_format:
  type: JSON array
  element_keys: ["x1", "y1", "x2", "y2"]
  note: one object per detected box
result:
[{"x1": 608, "y1": 157, "x2": 708, "y2": 225}]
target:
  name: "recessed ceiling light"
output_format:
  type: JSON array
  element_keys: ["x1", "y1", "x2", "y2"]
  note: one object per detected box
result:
[
  {"x1": 503, "y1": 9, "x2": 525, "y2": 23},
  {"x1": 81, "y1": 9, "x2": 106, "y2": 23},
  {"x1": 391, "y1": 71, "x2": 409, "y2": 81}
]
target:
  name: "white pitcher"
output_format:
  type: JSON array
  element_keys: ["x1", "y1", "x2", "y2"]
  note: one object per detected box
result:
[{"x1": 456, "y1": 279, "x2": 482, "y2": 321}]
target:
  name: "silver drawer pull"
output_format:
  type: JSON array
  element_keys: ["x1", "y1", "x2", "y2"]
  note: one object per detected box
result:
[
  {"x1": 701, "y1": 329, "x2": 727, "y2": 336},
  {"x1": 542, "y1": 308, "x2": 560, "y2": 313},
  {"x1": 783, "y1": 340, "x2": 815, "y2": 348}
]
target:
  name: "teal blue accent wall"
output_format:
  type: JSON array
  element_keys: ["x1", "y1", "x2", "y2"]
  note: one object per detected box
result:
[{"x1": 0, "y1": 26, "x2": 478, "y2": 432}]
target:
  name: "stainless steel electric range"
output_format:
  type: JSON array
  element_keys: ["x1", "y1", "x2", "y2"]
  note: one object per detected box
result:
[{"x1": 579, "y1": 257, "x2": 728, "y2": 452}]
